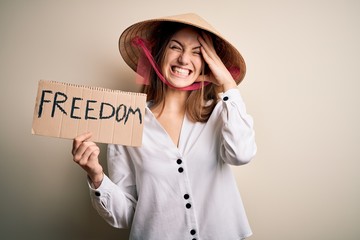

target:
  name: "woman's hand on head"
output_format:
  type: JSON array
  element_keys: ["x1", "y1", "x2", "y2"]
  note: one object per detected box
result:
[
  {"x1": 196, "y1": 32, "x2": 237, "y2": 92},
  {"x1": 72, "y1": 132, "x2": 104, "y2": 186}
]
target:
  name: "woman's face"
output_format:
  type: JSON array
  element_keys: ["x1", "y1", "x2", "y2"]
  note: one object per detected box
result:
[{"x1": 161, "y1": 27, "x2": 203, "y2": 89}]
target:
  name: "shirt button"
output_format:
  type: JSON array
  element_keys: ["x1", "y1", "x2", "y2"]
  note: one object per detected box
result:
[
  {"x1": 190, "y1": 229, "x2": 196, "y2": 235},
  {"x1": 95, "y1": 191, "x2": 101, "y2": 197},
  {"x1": 176, "y1": 159, "x2": 182, "y2": 164},
  {"x1": 186, "y1": 203, "x2": 192, "y2": 209},
  {"x1": 178, "y1": 167, "x2": 184, "y2": 173},
  {"x1": 184, "y1": 194, "x2": 190, "y2": 200},
  {"x1": 223, "y1": 96, "x2": 229, "y2": 101}
]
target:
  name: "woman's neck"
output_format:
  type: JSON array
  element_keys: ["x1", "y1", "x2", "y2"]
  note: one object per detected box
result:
[
  {"x1": 151, "y1": 88, "x2": 190, "y2": 116},
  {"x1": 165, "y1": 88, "x2": 189, "y2": 110}
]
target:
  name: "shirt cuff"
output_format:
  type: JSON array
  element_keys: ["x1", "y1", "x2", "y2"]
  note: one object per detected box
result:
[
  {"x1": 87, "y1": 174, "x2": 113, "y2": 198},
  {"x1": 221, "y1": 88, "x2": 242, "y2": 103}
]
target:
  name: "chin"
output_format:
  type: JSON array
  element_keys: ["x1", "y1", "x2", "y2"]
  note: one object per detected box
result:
[{"x1": 168, "y1": 80, "x2": 195, "y2": 89}]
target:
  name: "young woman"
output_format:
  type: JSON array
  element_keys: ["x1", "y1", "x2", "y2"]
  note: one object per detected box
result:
[{"x1": 72, "y1": 13, "x2": 257, "y2": 240}]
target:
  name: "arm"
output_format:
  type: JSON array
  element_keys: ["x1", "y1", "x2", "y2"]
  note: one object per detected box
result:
[
  {"x1": 219, "y1": 88, "x2": 257, "y2": 165},
  {"x1": 72, "y1": 132, "x2": 103, "y2": 187},
  {"x1": 197, "y1": 33, "x2": 257, "y2": 165},
  {"x1": 90, "y1": 144, "x2": 137, "y2": 228},
  {"x1": 72, "y1": 133, "x2": 136, "y2": 228}
]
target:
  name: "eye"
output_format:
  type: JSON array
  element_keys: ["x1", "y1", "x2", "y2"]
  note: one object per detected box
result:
[
  {"x1": 192, "y1": 46, "x2": 202, "y2": 56},
  {"x1": 193, "y1": 48, "x2": 202, "y2": 56},
  {"x1": 170, "y1": 44, "x2": 182, "y2": 51}
]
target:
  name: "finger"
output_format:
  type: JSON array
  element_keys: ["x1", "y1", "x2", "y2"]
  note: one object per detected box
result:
[
  {"x1": 199, "y1": 31, "x2": 213, "y2": 46},
  {"x1": 198, "y1": 34, "x2": 217, "y2": 59},
  {"x1": 72, "y1": 132, "x2": 92, "y2": 155},
  {"x1": 75, "y1": 132, "x2": 93, "y2": 143},
  {"x1": 78, "y1": 145, "x2": 100, "y2": 166},
  {"x1": 200, "y1": 45, "x2": 219, "y2": 79},
  {"x1": 73, "y1": 141, "x2": 96, "y2": 163},
  {"x1": 200, "y1": 44, "x2": 212, "y2": 64},
  {"x1": 199, "y1": 43, "x2": 219, "y2": 72},
  {"x1": 84, "y1": 150, "x2": 101, "y2": 173}
]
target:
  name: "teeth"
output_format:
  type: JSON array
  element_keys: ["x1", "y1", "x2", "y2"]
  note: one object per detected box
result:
[{"x1": 173, "y1": 67, "x2": 190, "y2": 76}]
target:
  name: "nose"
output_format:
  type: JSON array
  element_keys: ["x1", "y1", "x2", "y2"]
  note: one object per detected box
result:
[{"x1": 178, "y1": 52, "x2": 190, "y2": 65}]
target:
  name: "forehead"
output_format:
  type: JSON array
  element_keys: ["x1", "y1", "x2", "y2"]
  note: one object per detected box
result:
[{"x1": 170, "y1": 27, "x2": 201, "y2": 43}]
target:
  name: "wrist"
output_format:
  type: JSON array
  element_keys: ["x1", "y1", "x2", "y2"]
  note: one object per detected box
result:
[
  {"x1": 89, "y1": 170, "x2": 104, "y2": 184},
  {"x1": 222, "y1": 81, "x2": 237, "y2": 92}
]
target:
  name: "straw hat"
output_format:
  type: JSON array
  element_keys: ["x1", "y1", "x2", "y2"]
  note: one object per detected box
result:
[{"x1": 119, "y1": 13, "x2": 246, "y2": 84}]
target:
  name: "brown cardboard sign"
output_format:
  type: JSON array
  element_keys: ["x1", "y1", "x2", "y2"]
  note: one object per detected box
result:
[{"x1": 32, "y1": 80, "x2": 147, "y2": 146}]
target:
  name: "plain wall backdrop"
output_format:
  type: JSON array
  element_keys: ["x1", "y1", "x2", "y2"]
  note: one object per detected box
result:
[{"x1": 1, "y1": 0, "x2": 359, "y2": 239}]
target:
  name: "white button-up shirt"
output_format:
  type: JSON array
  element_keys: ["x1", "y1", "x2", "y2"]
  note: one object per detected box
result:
[{"x1": 89, "y1": 88, "x2": 257, "y2": 240}]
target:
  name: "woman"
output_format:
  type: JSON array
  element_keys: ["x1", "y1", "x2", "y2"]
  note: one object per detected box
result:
[{"x1": 72, "y1": 13, "x2": 257, "y2": 240}]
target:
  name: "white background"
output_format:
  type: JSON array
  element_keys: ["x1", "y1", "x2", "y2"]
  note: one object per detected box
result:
[{"x1": 1, "y1": 0, "x2": 359, "y2": 239}]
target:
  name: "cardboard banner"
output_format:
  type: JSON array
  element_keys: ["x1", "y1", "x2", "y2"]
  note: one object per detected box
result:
[{"x1": 32, "y1": 80, "x2": 147, "y2": 146}]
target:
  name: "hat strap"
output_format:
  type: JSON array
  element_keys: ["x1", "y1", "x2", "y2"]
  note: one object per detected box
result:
[{"x1": 132, "y1": 36, "x2": 210, "y2": 91}]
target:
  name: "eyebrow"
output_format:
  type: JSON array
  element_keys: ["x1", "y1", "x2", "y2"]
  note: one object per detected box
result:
[{"x1": 170, "y1": 39, "x2": 201, "y2": 50}]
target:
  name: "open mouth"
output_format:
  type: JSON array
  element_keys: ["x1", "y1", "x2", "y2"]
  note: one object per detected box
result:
[{"x1": 171, "y1": 66, "x2": 192, "y2": 77}]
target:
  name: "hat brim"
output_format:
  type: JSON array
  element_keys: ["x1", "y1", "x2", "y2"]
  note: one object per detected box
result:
[{"x1": 119, "y1": 13, "x2": 246, "y2": 85}]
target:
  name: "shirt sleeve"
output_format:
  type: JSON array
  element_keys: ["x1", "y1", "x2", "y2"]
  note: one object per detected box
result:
[
  {"x1": 88, "y1": 144, "x2": 137, "y2": 228},
  {"x1": 219, "y1": 88, "x2": 257, "y2": 165}
]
